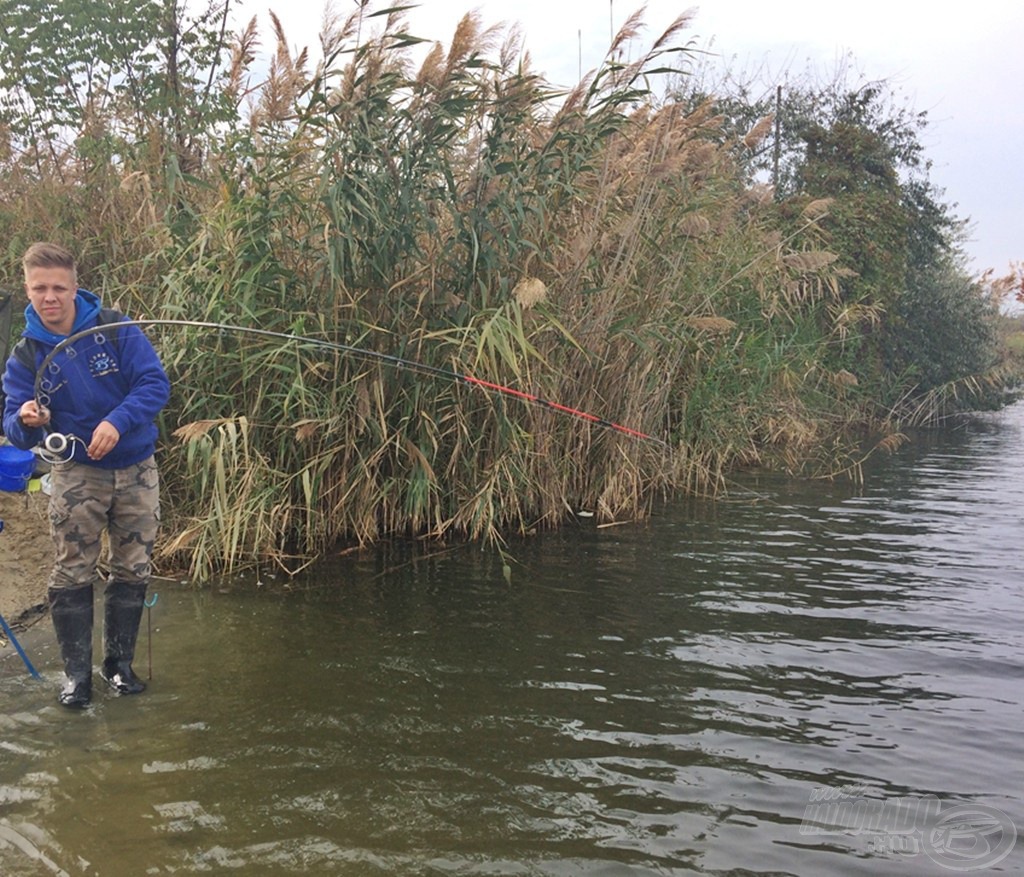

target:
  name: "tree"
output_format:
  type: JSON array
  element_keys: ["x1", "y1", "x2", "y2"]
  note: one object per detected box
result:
[
  {"x1": 0, "y1": 0, "x2": 238, "y2": 177},
  {"x1": 672, "y1": 59, "x2": 1008, "y2": 417}
]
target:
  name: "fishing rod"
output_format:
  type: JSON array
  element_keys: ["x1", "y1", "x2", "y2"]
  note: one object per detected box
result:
[
  {"x1": 33, "y1": 318, "x2": 668, "y2": 451},
  {"x1": 0, "y1": 611, "x2": 41, "y2": 679}
]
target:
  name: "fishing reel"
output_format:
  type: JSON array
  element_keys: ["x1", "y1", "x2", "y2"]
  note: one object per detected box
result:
[
  {"x1": 39, "y1": 431, "x2": 83, "y2": 462},
  {"x1": 43, "y1": 432, "x2": 70, "y2": 455}
]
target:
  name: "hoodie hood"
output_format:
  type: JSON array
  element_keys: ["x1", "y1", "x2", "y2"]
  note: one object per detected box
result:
[{"x1": 23, "y1": 288, "x2": 102, "y2": 346}]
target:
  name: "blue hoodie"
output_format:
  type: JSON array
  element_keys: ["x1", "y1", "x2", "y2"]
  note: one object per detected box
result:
[{"x1": 2, "y1": 289, "x2": 170, "y2": 468}]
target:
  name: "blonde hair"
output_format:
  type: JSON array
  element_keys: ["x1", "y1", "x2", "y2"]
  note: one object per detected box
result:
[{"x1": 23, "y1": 242, "x2": 77, "y2": 283}]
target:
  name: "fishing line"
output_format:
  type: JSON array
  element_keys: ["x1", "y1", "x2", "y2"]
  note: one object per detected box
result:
[
  {"x1": 145, "y1": 593, "x2": 158, "y2": 681},
  {"x1": 33, "y1": 318, "x2": 669, "y2": 448}
]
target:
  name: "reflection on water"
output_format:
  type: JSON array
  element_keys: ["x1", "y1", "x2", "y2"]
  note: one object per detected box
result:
[{"x1": 2, "y1": 406, "x2": 1023, "y2": 874}]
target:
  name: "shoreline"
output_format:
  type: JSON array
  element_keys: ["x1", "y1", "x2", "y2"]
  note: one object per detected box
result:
[{"x1": 0, "y1": 488, "x2": 53, "y2": 632}]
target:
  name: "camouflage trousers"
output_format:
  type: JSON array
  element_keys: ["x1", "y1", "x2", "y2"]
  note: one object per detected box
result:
[{"x1": 47, "y1": 456, "x2": 161, "y2": 590}]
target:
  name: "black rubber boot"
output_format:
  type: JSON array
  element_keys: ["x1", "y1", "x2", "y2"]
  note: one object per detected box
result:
[
  {"x1": 49, "y1": 585, "x2": 94, "y2": 709},
  {"x1": 100, "y1": 580, "x2": 148, "y2": 695}
]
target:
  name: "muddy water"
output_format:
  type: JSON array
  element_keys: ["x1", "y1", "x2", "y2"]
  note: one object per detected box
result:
[{"x1": 1, "y1": 406, "x2": 1023, "y2": 875}]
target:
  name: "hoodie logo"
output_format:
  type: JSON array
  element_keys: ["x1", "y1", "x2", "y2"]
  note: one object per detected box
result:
[{"x1": 90, "y1": 349, "x2": 119, "y2": 378}]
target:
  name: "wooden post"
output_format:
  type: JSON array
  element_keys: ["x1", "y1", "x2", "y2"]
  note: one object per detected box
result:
[{"x1": 773, "y1": 84, "x2": 783, "y2": 193}]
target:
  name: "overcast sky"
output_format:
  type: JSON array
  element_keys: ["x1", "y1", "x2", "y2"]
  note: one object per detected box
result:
[{"x1": 231, "y1": 0, "x2": 1022, "y2": 280}]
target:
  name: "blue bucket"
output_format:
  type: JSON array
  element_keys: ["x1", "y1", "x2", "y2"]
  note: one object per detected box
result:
[{"x1": 0, "y1": 445, "x2": 36, "y2": 492}]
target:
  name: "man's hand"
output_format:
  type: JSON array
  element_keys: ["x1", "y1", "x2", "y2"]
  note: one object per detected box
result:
[
  {"x1": 19, "y1": 400, "x2": 50, "y2": 428},
  {"x1": 87, "y1": 421, "x2": 120, "y2": 460}
]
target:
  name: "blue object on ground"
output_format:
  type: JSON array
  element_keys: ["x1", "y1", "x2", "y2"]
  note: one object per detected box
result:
[{"x1": 0, "y1": 445, "x2": 36, "y2": 492}]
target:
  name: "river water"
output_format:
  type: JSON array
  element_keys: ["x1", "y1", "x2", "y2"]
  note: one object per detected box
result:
[{"x1": 2, "y1": 405, "x2": 1023, "y2": 875}]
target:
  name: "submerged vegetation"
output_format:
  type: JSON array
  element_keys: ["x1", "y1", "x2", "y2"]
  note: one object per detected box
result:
[{"x1": 1, "y1": 1, "x2": 1020, "y2": 577}]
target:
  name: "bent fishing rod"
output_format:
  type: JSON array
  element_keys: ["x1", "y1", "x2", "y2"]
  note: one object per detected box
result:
[{"x1": 32, "y1": 318, "x2": 668, "y2": 453}]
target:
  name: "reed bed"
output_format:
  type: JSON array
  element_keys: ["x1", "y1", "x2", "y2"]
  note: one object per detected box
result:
[
  {"x1": 0, "y1": 4, "x2": 1010, "y2": 578},
  {"x1": 142, "y1": 9, "x2": 852, "y2": 576}
]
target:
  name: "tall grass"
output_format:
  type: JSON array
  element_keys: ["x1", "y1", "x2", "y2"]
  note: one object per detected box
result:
[
  {"x1": 0, "y1": 4, "x2": 942, "y2": 579},
  {"x1": 137, "y1": 7, "x2": 866, "y2": 577}
]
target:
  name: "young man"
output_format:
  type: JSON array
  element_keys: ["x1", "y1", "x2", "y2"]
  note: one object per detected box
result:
[{"x1": 1, "y1": 242, "x2": 170, "y2": 709}]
